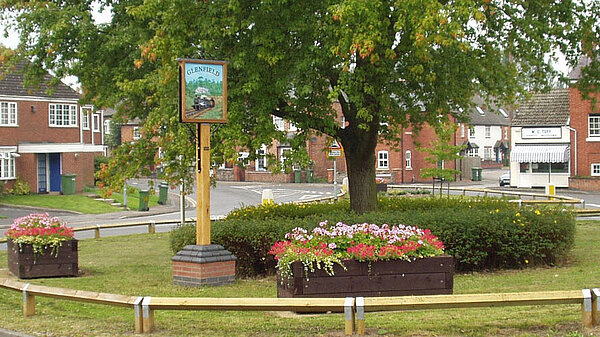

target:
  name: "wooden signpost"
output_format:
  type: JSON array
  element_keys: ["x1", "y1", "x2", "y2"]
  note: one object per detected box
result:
[{"x1": 172, "y1": 59, "x2": 236, "y2": 287}]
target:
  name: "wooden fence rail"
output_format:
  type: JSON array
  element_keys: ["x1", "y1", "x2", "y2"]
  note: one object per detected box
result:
[
  {"x1": 355, "y1": 290, "x2": 598, "y2": 335},
  {"x1": 1, "y1": 277, "x2": 598, "y2": 335}
]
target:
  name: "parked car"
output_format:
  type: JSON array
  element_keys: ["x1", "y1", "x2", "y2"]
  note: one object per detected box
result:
[{"x1": 499, "y1": 171, "x2": 510, "y2": 186}]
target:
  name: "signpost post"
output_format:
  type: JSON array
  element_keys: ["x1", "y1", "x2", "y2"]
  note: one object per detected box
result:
[
  {"x1": 172, "y1": 59, "x2": 236, "y2": 287},
  {"x1": 327, "y1": 139, "x2": 343, "y2": 201}
]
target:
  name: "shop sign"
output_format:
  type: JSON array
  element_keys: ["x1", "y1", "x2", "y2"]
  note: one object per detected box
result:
[{"x1": 522, "y1": 127, "x2": 562, "y2": 139}]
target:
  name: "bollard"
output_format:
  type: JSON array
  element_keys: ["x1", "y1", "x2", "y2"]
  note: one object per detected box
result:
[
  {"x1": 592, "y1": 288, "x2": 599, "y2": 326},
  {"x1": 94, "y1": 225, "x2": 101, "y2": 239},
  {"x1": 148, "y1": 221, "x2": 156, "y2": 234},
  {"x1": 261, "y1": 189, "x2": 274, "y2": 205},
  {"x1": 134, "y1": 297, "x2": 144, "y2": 333},
  {"x1": 344, "y1": 297, "x2": 355, "y2": 335},
  {"x1": 22, "y1": 283, "x2": 35, "y2": 317},
  {"x1": 583, "y1": 289, "x2": 593, "y2": 328},
  {"x1": 142, "y1": 297, "x2": 154, "y2": 333},
  {"x1": 356, "y1": 297, "x2": 365, "y2": 335}
]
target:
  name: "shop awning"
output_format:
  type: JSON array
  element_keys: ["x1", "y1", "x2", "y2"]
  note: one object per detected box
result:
[{"x1": 510, "y1": 144, "x2": 570, "y2": 163}]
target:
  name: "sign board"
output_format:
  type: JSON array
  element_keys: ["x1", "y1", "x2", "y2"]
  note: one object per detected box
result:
[
  {"x1": 522, "y1": 127, "x2": 562, "y2": 139},
  {"x1": 178, "y1": 59, "x2": 228, "y2": 123},
  {"x1": 327, "y1": 139, "x2": 343, "y2": 158}
]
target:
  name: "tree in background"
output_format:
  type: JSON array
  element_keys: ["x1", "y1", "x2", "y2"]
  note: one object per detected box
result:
[
  {"x1": 419, "y1": 121, "x2": 465, "y2": 197},
  {"x1": 1, "y1": 0, "x2": 599, "y2": 213}
]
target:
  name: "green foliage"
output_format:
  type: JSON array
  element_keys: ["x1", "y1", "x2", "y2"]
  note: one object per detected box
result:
[
  {"x1": 419, "y1": 121, "x2": 465, "y2": 183},
  {"x1": 105, "y1": 120, "x2": 122, "y2": 149},
  {"x1": 4, "y1": 0, "x2": 599, "y2": 214},
  {"x1": 8, "y1": 177, "x2": 30, "y2": 196},
  {"x1": 0, "y1": 181, "x2": 4, "y2": 197},
  {"x1": 170, "y1": 197, "x2": 575, "y2": 276}
]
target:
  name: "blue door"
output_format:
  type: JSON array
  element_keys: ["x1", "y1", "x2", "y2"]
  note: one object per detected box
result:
[{"x1": 49, "y1": 153, "x2": 61, "y2": 192}]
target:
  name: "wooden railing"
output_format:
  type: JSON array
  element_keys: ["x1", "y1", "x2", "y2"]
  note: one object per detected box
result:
[{"x1": 1, "y1": 278, "x2": 598, "y2": 335}]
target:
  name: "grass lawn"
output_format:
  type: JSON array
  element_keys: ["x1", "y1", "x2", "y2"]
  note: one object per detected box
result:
[
  {"x1": 0, "y1": 194, "x2": 120, "y2": 214},
  {"x1": 0, "y1": 221, "x2": 599, "y2": 336},
  {"x1": 85, "y1": 186, "x2": 160, "y2": 211}
]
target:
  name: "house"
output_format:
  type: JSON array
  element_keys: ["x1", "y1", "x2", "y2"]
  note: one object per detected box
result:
[
  {"x1": 0, "y1": 62, "x2": 105, "y2": 193},
  {"x1": 460, "y1": 98, "x2": 511, "y2": 168},
  {"x1": 509, "y1": 89, "x2": 572, "y2": 188},
  {"x1": 568, "y1": 57, "x2": 600, "y2": 191}
]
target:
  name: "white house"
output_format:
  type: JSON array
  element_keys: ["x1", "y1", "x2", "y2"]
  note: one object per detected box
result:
[{"x1": 510, "y1": 89, "x2": 571, "y2": 188}]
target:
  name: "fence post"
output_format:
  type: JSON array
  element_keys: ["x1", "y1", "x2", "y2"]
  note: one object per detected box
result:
[
  {"x1": 94, "y1": 225, "x2": 101, "y2": 239},
  {"x1": 22, "y1": 283, "x2": 35, "y2": 317},
  {"x1": 142, "y1": 297, "x2": 154, "y2": 333},
  {"x1": 583, "y1": 289, "x2": 593, "y2": 328},
  {"x1": 344, "y1": 297, "x2": 355, "y2": 335},
  {"x1": 356, "y1": 297, "x2": 365, "y2": 335},
  {"x1": 592, "y1": 288, "x2": 599, "y2": 326},
  {"x1": 134, "y1": 297, "x2": 144, "y2": 333},
  {"x1": 148, "y1": 221, "x2": 156, "y2": 234}
]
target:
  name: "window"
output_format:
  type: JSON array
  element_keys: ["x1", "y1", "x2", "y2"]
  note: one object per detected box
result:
[
  {"x1": 273, "y1": 116, "x2": 284, "y2": 131},
  {"x1": 104, "y1": 120, "x2": 111, "y2": 134},
  {"x1": 405, "y1": 150, "x2": 412, "y2": 169},
  {"x1": 460, "y1": 124, "x2": 465, "y2": 138},
  {"x1": 589, "y1": 115, "x2": 600, "y2": 137},
  {"x1": 532, "y1": 162, "x2": 550, "y2": 173},
  {"x1": 484, "y1": 146, "x2": 493, "y2": 160},
  {"x1": 279, "y1": 147, "x2": 291, "y2": 171},
  {"x1": 467, "y1": 148, "x2": 479, "y2": 157},
  {"x1": 49, "y1": 104, "x2": 77, "y2": 126},
  {"x1": 469, "y1": 126, "x2": 475, "y2": 138},
  {"x1": 0, "y1": 152, "x2": 16, "y2": 180},
  {"x1": 485, "y1": 126, "x2": 491, "y2": 138},
  {"x1": 92, "y1": 114, "x2": 101, "y2": 132},
  {"x1": 499, "y1": 108, "x2": 509, "y2": 118},
  {"x1": 0, "y1": 102, "x2": 17, "y2": 126},
  {"x1": 133, "y1": 126, "x2": 141, "y2": 140},
  {"x1": 592, "y1": 164, "x2": 600, "y2": 176},
  {"x1": 377, "y1": 151, "x2": 389, "y2": 169},
  {"x1": 476, "y1": 106, "x2": 485, "y2": 115},
  {"x1": 520, "y1": 162, "x2": 530, "y2": 173},
  {"x1": 255, "y1": 145, "x2": 267, "y2": 171},
  {"x1": 288, "y1": 122, "x2": 298, "y2": 132},
  {"x1": 82, "y1": 111, "x2": 89, "y2": 129}
]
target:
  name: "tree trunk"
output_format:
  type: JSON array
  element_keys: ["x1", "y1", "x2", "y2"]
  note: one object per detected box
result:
[{"x1": 345, "y1": 150, "x2": 378, "y2": 214}]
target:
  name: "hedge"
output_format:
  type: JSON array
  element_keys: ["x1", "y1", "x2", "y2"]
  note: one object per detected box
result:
[{"x1": 170, "y1": 197, "x2": 576, "y2": 277}]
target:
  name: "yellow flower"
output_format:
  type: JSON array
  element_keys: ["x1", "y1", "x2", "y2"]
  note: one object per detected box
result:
[
  {"x1": 515, "y1": 212, "x2": 520, "y2": 217},
  {"x1": 495, "y1": 209, "x2": 500, "y2": 213},
  {"x1": 525, "y1": 259, "x2": 529, "y2": 264},
  {"x1": 534, "y1": 209, "x2": 541, "y2": 215}
]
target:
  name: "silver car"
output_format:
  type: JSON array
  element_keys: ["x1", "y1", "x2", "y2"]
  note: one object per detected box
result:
[{"x1": 499, "y1": 171, "x2": 510, "y2": 186}]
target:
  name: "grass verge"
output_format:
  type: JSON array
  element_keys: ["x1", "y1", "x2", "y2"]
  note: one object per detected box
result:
[
  {"x1": 0, "y1": 194, "x2": 120, "y2": 214},
  {"x1": 84, "y1": 187, "x2": 160, "y2": 211},
  {"x1": 0, "y1": 221, "x2": 599, "y2": 336}
]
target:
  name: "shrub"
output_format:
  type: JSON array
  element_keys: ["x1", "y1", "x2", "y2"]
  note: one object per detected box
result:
[
  {"x1": 9, "y1": 177, "x2": 30, "y2": 195},
  {"x1": 0, "y1": 181, "x2": 4, "y2": 197},
  {"x1": 170, "y1": 197, "x2": 576, "y2": 277}
]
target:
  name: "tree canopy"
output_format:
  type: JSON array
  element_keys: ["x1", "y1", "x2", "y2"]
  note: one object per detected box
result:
[{"x1": 2, "y1": 0, "x2": 599, "y2": 213}]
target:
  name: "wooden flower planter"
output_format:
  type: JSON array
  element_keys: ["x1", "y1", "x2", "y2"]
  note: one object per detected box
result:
[
  {"x1": 277, "y1": 255, "x2": 454, "y2": 298},
  {"x1": 7, "y1": 239, "x2": 79, "y2": 279}
]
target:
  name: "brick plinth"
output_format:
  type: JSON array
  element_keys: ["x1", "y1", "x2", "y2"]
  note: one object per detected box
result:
[{"x1": 172, "y1": 244, "x2": 236, "y2": 287}]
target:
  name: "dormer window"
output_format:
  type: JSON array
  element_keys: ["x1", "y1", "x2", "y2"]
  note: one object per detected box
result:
[{"x1": 476, "y1": 106, "x2": 485, "y2": 115}]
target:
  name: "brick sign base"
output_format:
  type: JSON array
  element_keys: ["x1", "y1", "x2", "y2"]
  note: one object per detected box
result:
[{"x1": 172, "y1": 244, "x2": 236, "y2": 287}]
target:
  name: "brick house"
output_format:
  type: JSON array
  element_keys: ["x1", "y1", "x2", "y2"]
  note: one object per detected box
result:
[
  {"x1": 568, "y1": 57, "x2": 600, "y2": 190},
  {"x1": 0, "y1": 62, "x2": 105, "y2": 193}
]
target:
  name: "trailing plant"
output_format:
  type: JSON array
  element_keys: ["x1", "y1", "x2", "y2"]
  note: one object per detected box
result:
[{"x1": 270, "y1": 221, "x2": 445, "y2": 280}]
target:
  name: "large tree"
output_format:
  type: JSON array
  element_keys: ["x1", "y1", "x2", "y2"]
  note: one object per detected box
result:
[{"x1": 2, "y1": 0, "x2": 599, "y2": 213}]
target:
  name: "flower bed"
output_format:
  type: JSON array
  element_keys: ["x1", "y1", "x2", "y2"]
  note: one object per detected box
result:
[
  {"x1": 6, "y1": 213, "x2": 78, "y2": 279},
  {"x1": 270, "y1": 221, "x2": 452, "y2": 297}
]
